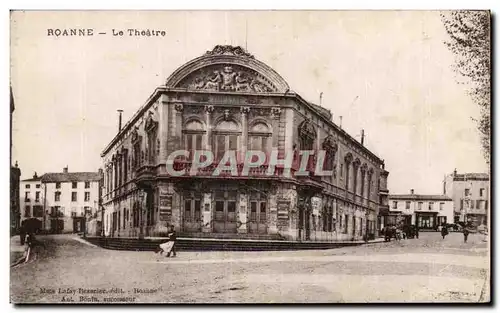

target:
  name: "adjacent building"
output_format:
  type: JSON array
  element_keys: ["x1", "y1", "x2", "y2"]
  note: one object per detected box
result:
[
  {"x1": 20, "y1": 167, "x2": 102, "y2": 233},
  {"x1": 443, "y1": 170, "x2": 489, "y2": 226},
  {"x1": 387, "y1": 189, "x2": 453, "y2": 231},
  {"x1": 10, "y1": 87, "x2": 22, "y2": 234},
  {"x1": 100, "y1": 45, "x2": 389, "y2": 241}
]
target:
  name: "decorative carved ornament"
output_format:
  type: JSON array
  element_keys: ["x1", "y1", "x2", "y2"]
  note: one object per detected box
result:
[
  {"x1": 361, "y1": 163, "x2": 368, "y2": 173},
  {"x1": 353, "y1": 158, "x2": 361, "y2": 168},
  {"x1": 204, "y1": 45, "x2": 254, "y2": 58},
  {"x1": 240, "y1": 106, "x2": 251, "y2": 115},
  {"x1": 178, "y1": 64, "x2": 276, "y2": 93},
  {"x1": 174, "y1": 102, "x2": 184, "y2": 112},
  {"x1": 145, "y1": 112, "x2": 158, "y2": 133},
  {"x1": 223, "y1": 109, "x2": 231, "y2": 121},
  {"x1": 322, "y1": 135, "x2": 338, "y2": 152},
  {"x1": 204, "y1": 105, "x2": 215, "y2": 114},
  {"x1": 344, "y1": 152, "x2": 353, "y2": 164},
  {"x1": 298, "y1": 118, "x2": 317, "y2": 140},
  {"x1": 271, "y1": 107, "x2": 281, "y2": 119}
]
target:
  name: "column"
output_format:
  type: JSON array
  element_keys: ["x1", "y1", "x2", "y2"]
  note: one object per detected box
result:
[
  {"x1": 174, "y1": 102, "x2": 184, "y2": 152},
  {"x1": 240, "y1": 107, "x2": 250, "y2": 162},
  {"x1": 268, "y1": 191, "x2": 278, "y2": 234},
  {"x1": 202, "y1": 192, "x2": 212, "y2": 233},
  {"x1": 270, "y1": 107, "x2": 281, "y2": 155},
  {"x1": 159, "y1": 95, "x2": 169, "y2": 164},
  {"x1": 204, "y1": 105, "x2": 214, "y2": 152},
  {"x1": 237, "y1": 192, "x2": 248, "y2": 234}
]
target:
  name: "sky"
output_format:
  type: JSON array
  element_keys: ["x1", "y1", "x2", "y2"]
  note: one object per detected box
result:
[{"x1": 10, "y1": 10, "x2": 489, "y2": 194}]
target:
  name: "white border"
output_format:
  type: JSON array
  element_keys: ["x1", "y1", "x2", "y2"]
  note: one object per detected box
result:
[{"x1": 2, "y1": 1, "x2": 498, "y2": 313}]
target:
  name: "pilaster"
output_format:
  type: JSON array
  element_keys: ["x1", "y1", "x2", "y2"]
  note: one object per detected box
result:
[
  {"x1": 202, "y1": 192, "x2": 212, "y2": 233},
  {"x1": 237, "y1": 192, "x2": 248, "y2": 233}
]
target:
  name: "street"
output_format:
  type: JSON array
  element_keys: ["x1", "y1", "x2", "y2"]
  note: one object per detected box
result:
[{"x1": 10, "y1": 232, "x2": 489, "y2": 303}]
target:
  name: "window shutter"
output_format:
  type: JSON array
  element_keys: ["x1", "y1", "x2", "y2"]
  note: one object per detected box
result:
[{"x1": 460, "y1": 199, "x2": 464, "y2": 210}]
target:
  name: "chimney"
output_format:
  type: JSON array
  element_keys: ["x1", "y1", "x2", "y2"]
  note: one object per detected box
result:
[
  {"x1": 339, "y1": 116, "x2": 343, "y2": 129},
  {"x1": 361, "y1": 129, "x2": 365, "y2": 145},
  {"x1": 117, "y1": 109, "x2": 124, "y2": 132},
  {"x1": 453, "y1": 168, "x2": 457, "y2": 176},
  {"x1": 410, "y1": 189, "x2": 414, "y2": 195},
  {"x1": 63, "y1": 166, "x2": 68, "y2": 173},
  {"x1": 33, "y1": 172, "x2": 38, "y2": 179}
]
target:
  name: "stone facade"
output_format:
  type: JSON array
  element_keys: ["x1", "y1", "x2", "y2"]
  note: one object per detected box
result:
[
  {"x1": 443, "y1": 170, "x2": 489, "y2": 226},
  {"x1": 101, "y1": 45, "x2": 388, "y2": 241}
]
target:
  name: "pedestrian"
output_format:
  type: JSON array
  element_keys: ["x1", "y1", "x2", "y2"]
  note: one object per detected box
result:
[
  {"x1": 415, "y1": 225, "x2": 419, "y2": 239},
  {"x1": 441, "y1": 225, "x2": 449, "y2": 239},
  {"x1": 155, "y1": 225, "x2": 177, "y2": 258},
  {"x1": 463, "y1": 228, "x2": 470, "y2": 243}
]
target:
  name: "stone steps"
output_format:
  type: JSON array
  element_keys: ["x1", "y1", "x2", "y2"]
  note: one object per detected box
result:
[{"x1": 83, "y1": 236, "x2": 380, "y2": 252}]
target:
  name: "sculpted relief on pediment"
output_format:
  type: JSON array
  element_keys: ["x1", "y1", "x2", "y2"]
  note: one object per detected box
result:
[{"x1": 177, "y1": 65, "x2": 277, "y2": 93}]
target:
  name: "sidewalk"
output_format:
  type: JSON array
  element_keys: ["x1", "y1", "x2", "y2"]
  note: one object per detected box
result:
[{"x1": 10, "y1": 235, "x2": 26, "y2": 265}]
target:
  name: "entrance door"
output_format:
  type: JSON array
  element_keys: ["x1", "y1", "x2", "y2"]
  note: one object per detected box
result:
[
  {"x1": 213, "y1": 191, "x2": 237, "y2": 233},
  {"x1": 249, "y1": 199, "x2": 268, "y2": 234}
]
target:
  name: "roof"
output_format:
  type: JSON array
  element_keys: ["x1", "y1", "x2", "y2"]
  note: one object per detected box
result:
[
  {"x1": 41, "y1": 172, "x2": 102, "y2": 183},
  {"x1": 452, "y1": 173, "x2": 489, "y2": 181},
  {"x1": 389, "y1": 194, "x2": 452, "y2": 201},
  {"x1": 21, "y1": 177, "x2": 41, "y2": 182}
]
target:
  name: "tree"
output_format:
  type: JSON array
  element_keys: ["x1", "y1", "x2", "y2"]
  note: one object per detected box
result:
[{"x1": 441, "y1": 11, "x2": 491, "y2": 164}]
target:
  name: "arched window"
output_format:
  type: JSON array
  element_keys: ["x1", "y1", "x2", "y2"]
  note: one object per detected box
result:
[
  {"x1": 353, "y1": 158, "x2": 361, "y2": 194},
  {"x1": 344, "y1": 153, "x2": 353, "y2": 191},
  {"x1": 183, "y1": 119, "x2": 206, "y2": 161},
  {"x1": 360, "y1": 164, "x2": 368, "y2": 198},
  {"x1": 248, "y1": 121, "x2": 272, "y2": 161},
  {"x1": 213, "y1": 119, "x2": 240, "y2": 162}
]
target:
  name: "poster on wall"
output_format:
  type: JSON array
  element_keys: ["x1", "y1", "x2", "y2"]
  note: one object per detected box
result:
[{"x1": 277, "y1": 200, "x2": 290, "y2": 227}]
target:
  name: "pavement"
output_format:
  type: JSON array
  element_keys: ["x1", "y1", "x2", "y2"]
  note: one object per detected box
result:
[{"x1": 10, "y1": 232, "x2": 490, "y2": 303}]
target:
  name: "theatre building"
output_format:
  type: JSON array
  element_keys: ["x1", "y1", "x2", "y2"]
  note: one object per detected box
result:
[{"x1": 101, "y1": 45, "x2": 389, "y2": 241}]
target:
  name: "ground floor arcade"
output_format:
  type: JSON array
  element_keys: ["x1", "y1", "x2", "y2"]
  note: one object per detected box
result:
[{"x1": 102, "y1": 179, "x2": 379, "y2": 242}]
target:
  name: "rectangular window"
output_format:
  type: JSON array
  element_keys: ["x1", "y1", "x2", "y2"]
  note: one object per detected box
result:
[
  {"x1": 72, "y1": 182, "x2": 78, "y2": 189},
  {"x1": 250, "y1": 202, "x2": 257, "y2": 222},
  {"x1": 85, "y1": 182, "x2": 90, "y2": 189},
  {"x1": 464, "y1": 189, "x2": 470, "y2": 196},
  {"x1": 84, "y1": 192, "x2": 90, "y2": 202},
  {"x1": 72, "y1": 192, "x2": 77, "y2": 202},
  {"x1": 405, "y1": 201, "x2": 411, "y2": 210},
  {"x1": 480, "y1": 200, "x2": 486, "y2": 210},
  {"x1": 84, "y1": 206, "x2": 91, "y2": 215},
  {"x1": 35, "y1": 191, "x2": 40, "y2": 202},
  {"x1": 36, "y1": 184, "x2": 41, "y2": 189},
  {"x1": 215, "y1": 201, "x2": 224, "y2": 221},
  {"x1": 25, "y1": 192, "x2": 30, "y2": 202},
  {"x1": 56, "y1": 182, "x2": 61, "y2": 189},
  {"x1": 194, "y1": 200, "x2": 201, "y2": 221},
  {"x1": 428, "y1": 202, "x2": 434, "y2": 211},
  {"x1": 418, "y1": 202, "x2": 423, "y2": 210},
  {"x1": 439, "y1": 202, "x2": 444, "y2": 211},
  {"x1": 259, "y1": 202, "x2": 267, "y2": 223},
  {"x1": 33, "y1": 205, "x2": 43, "y2": 218},
  {"x1": 480, "y1": 188, "x2": 485, "y2": 197},
  {"x1": 55, "y1": 191, "x2": 61, "y2": 202},
  {"x1": 184, "y1": 200, "x2": 192, "y2": 221},
  {"x1": 24, "y1": 206, "x2": 31, "y2": 217},
  {"x1": 25, "y1": 184, "x2": 30, "y2": 189},
  {"x1": 392, "y1": 201, "x2": 397, "y2": 210}
]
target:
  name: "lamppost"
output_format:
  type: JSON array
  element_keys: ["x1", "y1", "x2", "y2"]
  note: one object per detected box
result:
[{"x1": 138, "y1": 190, "x2": 145, "y2": 239}]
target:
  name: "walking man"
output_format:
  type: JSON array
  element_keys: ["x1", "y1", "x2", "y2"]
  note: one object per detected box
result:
[
  {"x1": 441, "y1": 225, "x2": 449, "y2": 239},
  {"x1": 463, "y1": 227, "x2": 470, "y2": 243}
]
